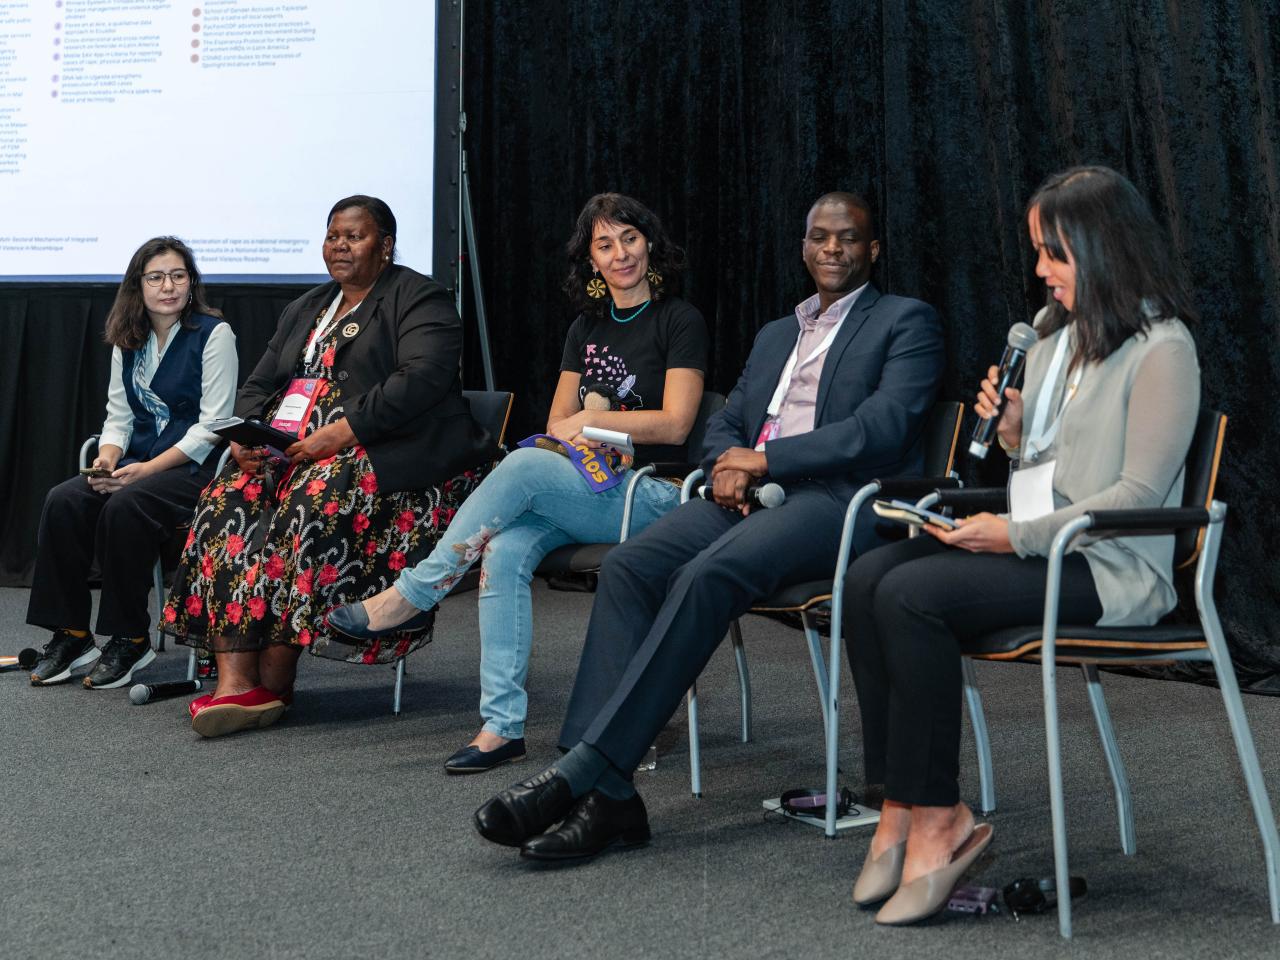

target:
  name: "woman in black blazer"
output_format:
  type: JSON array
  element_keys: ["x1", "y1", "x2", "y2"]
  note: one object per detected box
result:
[{"x1": 162, "y1": 195, "x2": 492, "y2": 737}]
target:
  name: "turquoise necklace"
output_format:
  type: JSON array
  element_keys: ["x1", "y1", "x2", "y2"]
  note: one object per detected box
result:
[{"x1": 611, "y1": 299, "x2": 652, "y2": 323}]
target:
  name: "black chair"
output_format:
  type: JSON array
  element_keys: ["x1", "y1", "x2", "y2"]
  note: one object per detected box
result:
[
  {"x1": 532, "y1": 391, "x2": 729, "y2": 579},
  {"x1": 932, "y1": 409, "x2": 1279, "y2": 938},
  {"x1": 680, "y1": 399, "x2": 966, "y2": 835},
  {"x1": 389, "y1": 389, "x2": 514, "y2": 713}
]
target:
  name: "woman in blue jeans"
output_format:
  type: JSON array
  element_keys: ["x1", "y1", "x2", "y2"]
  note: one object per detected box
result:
[{"x1": 331, "y1": 193, "x2": 707, "y2": 772}]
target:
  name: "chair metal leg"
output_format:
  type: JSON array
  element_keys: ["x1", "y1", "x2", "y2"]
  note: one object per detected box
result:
[
  {"x1": 1081, "y1": 663, "x2": 1135, "y2": 855},
  {"x1": 151, "y1": 560, "x2": 166, "y2": 652},
  {"x1": 393, "y1": 658, "x2": 405, "y2": 715},
  {"x1": 802, "y1": 610, "x2": 831, "y2": 735},
  {"x1": 185, "y1": 645, "x2": 196, "y2": 682},
  {"x1": 1042, "y1": 514, "x2": 1092, "y2": 939},
  {"x1": 687, "y1": 684, "x2": 702, "y2": 798},
  {"x1": 962, "y1": 658, "x2": 998, "y2": 815},
  {"x1": 729, "y1": 619, "x2": 751, "y2": 743},
  {"x1": 1197, "y1": 508, "x2": 1280, "y2": 923},
  {"x1": 822, "y1": 606, "x2": 844, "y2": 839}
]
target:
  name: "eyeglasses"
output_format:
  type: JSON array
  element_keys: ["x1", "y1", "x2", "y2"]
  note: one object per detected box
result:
[{"x1": 142, "y1": 270, "x2": 191, "y2": 287}]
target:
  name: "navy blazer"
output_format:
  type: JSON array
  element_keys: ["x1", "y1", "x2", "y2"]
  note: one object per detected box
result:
[
  {"x1": 700, "y1": 285, "x2": 945, "y2": 550},
  {"x1": 235, "y1": 265, "x2": 494, "y2": 493}
]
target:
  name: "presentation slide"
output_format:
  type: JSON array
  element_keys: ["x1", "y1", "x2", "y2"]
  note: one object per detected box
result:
[{"x1": 0, "y1": 0, "x2": 437, "y2": 281}]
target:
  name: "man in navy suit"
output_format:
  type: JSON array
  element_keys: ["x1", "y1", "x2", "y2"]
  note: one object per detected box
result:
[{"x1": 474, "y1": 192, "x2": 945, "y2": 860}]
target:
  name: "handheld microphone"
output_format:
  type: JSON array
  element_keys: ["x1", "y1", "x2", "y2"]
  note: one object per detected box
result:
[
  {"x1": 129, "y1": 678, "x2": 202, "y2": 705},
  {"x1": 0, "y1": 648, "x2": 39, "y2": 671},
  {"x1": 968, "y1": 322, "x2": 1039, "y2": 460},
  {"x1": 696, "y1": 481, "x2": 786, "y2": 509}
]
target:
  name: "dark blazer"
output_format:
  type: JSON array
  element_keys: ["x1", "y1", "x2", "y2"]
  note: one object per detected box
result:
[
  {"x1": 235, "y1": 265, "x2": 494, "y2": 493},
  {"x1": 700, "y1": 284, "x2": 945, "y2": 549}
]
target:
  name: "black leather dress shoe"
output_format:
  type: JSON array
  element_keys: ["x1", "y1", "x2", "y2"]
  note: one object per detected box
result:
[
  {"x1": 519, "y1": 789, "x2": 650, "y2": 861},
  {"x1": 327, "y1": 599, "x2": 434, "y2": 641},
  {"x1": 473, "y1": 768, "x2": 575, "y2": 848},
  {"x1": 445, "y1": 738, "x2": 527, "y2": 775}
]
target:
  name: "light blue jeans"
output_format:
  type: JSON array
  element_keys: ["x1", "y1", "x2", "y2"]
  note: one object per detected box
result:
[{"x1": 394, "y1": 445, "x2": 681, "y2": 739}]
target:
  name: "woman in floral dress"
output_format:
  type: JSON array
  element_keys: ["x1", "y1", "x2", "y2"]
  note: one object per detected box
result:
[{"x1": 163, "y1": 196, "x2": 492, "y2": 737}]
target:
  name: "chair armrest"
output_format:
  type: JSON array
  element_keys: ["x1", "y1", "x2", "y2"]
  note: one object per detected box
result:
[
  {"x1": 680, "y1": 468, "x2": 705, "y2": 504},
  {"x1": 1085, "y1": 506, "x2": 1212, "y2": 534},
  {"x1": 934, "y1": 487, "x2": 1009, "y2": 514},
  {"x1": 618, "y1": 464, "x2": 657, "y2": 541},
  {"x1": 644, "y1": 461, "x2": 697, "y2": 480},
  {"x1": 79, "y1": 434, "x2": 101, "y2": 470},
  {"x1": 875, "y1": 476, "x2": 961, "y2": 500}
]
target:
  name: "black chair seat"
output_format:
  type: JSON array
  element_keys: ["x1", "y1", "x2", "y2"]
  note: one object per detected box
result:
[
  {"x1": 536, "y1": 542, "x2": 615, "y2": 576},
  {"x1": 749, "y1": 579, "x2": 834, "y2": 612},
  {"x1": 962, "y1": 622, "x2": 1208, "y2": 660}
]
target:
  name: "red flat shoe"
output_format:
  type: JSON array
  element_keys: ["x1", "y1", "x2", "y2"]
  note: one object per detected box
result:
[
  {"x1": 188, "y1": 693, "x2": 214, "y2": 719},
  {"x1": 190, "y1": 686, "x2": 286, "y2": 738}
]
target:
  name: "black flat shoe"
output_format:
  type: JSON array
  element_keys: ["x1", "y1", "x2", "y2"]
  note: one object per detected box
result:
[
  {"x1": 327, "y1": 599, "x2": 434, "y2": 641},
  {"x1": 520, "y1": 789, "x2": 650, "y2": 861},
  {"x1": 445, "y1": 738, "x2": 527, "y2": 775},
  {"x1": 473, "y1": 768, "x2": 574, "y2": 848}
]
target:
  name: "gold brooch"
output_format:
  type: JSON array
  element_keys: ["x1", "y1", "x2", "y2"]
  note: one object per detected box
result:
[{"x1": 342, "y1": 322, "x2": 360, "y2": 338}]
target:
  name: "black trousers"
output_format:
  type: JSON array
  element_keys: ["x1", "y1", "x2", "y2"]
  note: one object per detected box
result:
[
  {"x1": 842, "y1": 535, "x2": 1103, "y2": 806},
  {"x1": 26, "y1": 464, "x2": 212, "y2": 637},
  {"x1": 559, "y1": 483, "x2": 846, "y2": 773}
]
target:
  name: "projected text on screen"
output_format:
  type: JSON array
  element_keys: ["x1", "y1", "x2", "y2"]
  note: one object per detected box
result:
[{"x1": 0, "y1": 0, "x2": 437, "y2": 282}]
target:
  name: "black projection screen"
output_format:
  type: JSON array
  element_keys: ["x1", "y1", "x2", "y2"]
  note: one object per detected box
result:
[{"x1": 0, "y1": 0, "x2": 462, "y2": 288}]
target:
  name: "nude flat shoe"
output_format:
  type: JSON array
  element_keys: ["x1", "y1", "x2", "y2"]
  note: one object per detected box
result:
[
  {"x1": 875, "y1": 823, "x2": 994, "y2": 926},
  {"x1": 852, "y1": 840, "x2": 906, "y2": 906}
]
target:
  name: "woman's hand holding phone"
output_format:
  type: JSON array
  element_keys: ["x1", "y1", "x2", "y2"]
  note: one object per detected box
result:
[{"x1": 230, "y1": 440, "x2": 268, "y2": 477}]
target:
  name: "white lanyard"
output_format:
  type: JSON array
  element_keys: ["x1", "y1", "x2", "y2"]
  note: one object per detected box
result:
[
  {"x1": 304, "y1": 291, "x2": 360, "y2": 364},
  {"x1": 1024, "y1": 329, "x2": 1084, "y2": 461},
  {"x1": 766, "y1": 319, "x2": 845, "y2": 416}
]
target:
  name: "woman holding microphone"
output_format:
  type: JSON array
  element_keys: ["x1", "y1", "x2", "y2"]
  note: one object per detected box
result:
[{"x1": 842, "y1": 166, "x2": 1201, "y2": 925}]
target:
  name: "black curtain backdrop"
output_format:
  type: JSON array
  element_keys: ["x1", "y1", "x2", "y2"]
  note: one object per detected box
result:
[
  {"x1": 0, "y1": 1, "x2": 1276, "y2": 678},
  {"x1": 458, "y1": 0, "x2": 1280, "y2": 678}
]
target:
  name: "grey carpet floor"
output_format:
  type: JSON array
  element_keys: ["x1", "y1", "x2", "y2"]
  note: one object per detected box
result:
[{"x1": 2, "y1": 583, "x2": 1278, "y2": 960}]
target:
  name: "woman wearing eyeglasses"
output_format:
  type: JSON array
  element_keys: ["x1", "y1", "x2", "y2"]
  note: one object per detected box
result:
[{"x1": 27, "y1": 236, "x2": 237, "y2": 690}]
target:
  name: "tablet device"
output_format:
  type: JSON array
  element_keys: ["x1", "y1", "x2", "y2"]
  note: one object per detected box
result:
[
  {"x1": 872, "y1": 499, "x2": 958, "y2": 530},
  {"x1": 205, "y1": 417, "x2": 299, "y2": 454}
]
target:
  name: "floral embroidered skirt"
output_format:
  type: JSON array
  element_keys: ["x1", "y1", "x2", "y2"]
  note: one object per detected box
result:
[{"x1": 161, "y1": 446, "x2": 482, "y2": 664}]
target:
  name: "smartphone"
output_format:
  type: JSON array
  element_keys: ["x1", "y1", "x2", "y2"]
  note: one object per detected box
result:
[
  {"x1": 79, "y1": 467, "x2": 114, "y2": 478},
  {"x1": 872, "y1": 499, "x2": 958, "y2": 530}
]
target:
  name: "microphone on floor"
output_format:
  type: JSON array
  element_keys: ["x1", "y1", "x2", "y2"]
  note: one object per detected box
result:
[
  {"x1": 0, "y1": 648, "x2": 39, "y2": 671},
  {"x1": 129, "y1": 678, "x2": 202, "y2": 705},
  {"x1": 695, "y1": 481, "x2": 786, "y2": 509}
]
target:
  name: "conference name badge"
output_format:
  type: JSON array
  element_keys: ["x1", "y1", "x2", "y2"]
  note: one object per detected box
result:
[
  {"x1": 1009, "y1": 458, "x2": 1057, "y2": 522},
  {"x1": 270, "y1": 377, "x2": 327, "y2": 438},
  {"x1": 516, "y1": 434, "x2": 630, "y2": 493}
]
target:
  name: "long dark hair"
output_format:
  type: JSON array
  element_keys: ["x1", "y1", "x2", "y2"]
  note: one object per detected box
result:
[
  {"x1": 104, "y1": 236, "x2": 220, "y2": 350},
  {"x1": 562, "y1": 193, "x2": 686, "y2": 313},
  {"x1": 1027, "y1": 166, "x2": 1197, "y2": 364}
]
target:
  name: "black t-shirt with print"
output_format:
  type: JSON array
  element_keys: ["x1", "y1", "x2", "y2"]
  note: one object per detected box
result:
[{"x1": 559, "y1": 297, "x2": 709, "y2": 463}]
